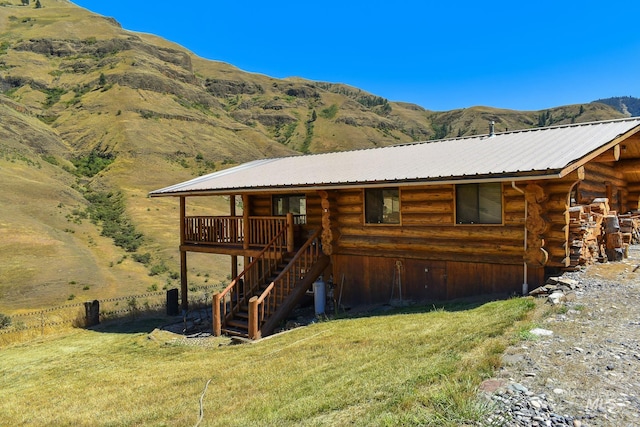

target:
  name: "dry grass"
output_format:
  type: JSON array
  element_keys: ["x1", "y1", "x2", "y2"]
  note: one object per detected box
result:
[{"x1": 0, "y1": 297, "x2": 535, "y2": 426}]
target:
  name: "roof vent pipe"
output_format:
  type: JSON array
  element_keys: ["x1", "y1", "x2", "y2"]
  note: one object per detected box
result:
[{"x1": 489, "y1": 121, "x2": 495, "y2": 137}]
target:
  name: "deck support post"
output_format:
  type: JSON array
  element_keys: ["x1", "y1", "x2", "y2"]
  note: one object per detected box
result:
[
  {"x1": 179, "y1": 197, "x2": 188, "y2": 311},
  {"x1": 230, "y1": 195, "x2": 238, "y2": 279},
  {"x1": 212, "y1": 293, "x2": 221, "y2": 336},
  {"x1": 231, "y1": 257, "x2": 238, "y2": 280},
  {"x1": 180, "y1": 251, "x2": 188, "y2": 311}
]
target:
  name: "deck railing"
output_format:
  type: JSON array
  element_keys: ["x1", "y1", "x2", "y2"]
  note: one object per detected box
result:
[
  {"x1": 184, "y1": 216, "x2": 243, "y2": 245},
  {"x1": 249, "y1": 228, "x2": 323, "y2": 339},
  {"x1": 184, "y1": 215, "x2": 294, "y2": 248},
  {"x1": 212, "y1": 224, "x2": 290, "y2": 336}
]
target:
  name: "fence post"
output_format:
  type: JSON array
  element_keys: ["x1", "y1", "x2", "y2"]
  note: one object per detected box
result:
[
  {"x1": 84, "y1": 300, "x2": 100, "y2": 327},
  {"x1": 248, "y1": 296, "x2": 260, "y2": 340},
  {"x1": 166, "y1": 289, "x2": 179, "y2": 316}
]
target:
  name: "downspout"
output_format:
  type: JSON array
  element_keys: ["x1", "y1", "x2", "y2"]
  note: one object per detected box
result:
[{"x1": 511, "y1": 182, "x2": 528, "y2": 295}]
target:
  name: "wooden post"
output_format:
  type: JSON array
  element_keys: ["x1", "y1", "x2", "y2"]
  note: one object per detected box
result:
[
  {"x1": 179, "y1": 196, "x2": 186, "y2": 246},
  {"x1": 230, "y1": 194, "x2": 237, "y2": 243},
  {"x1": 180, "y1": 251, "x2": 188, "y2": 311},
  {"x1": 242, "y1": 194, "x2": 250, "y2": 250},
  {"x1": 84, "y1": 300, "x2": 100, "y2": 327},
  {"x1": 248, "y1": 296, "x2": 260, "y2": 340},
  {"x1": 230, "y1": 195, "x2": 238, "y2": 279},
  {"x1": 231, "y1": 256, "x2": 238, "y2": 280},
  {"x1": 179, "y1": 197, "x2": 188, "y2": 311},
  {"x1": 212, "y1": 293, "x2": 221, "y2": 336},
  {"x1": 286, "y1": 212, "x2": 295, "y2": 252}
]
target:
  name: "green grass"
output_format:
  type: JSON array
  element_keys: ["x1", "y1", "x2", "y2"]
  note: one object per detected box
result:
[{"x1": 0, "y1": 297, "x2": 534, "y2": 426}]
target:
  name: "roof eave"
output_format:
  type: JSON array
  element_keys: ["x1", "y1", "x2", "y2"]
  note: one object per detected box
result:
[
  {"x1": 557, "y1": 124, "x2": 640, "y2": 179},
  {"x1": 148, "y1": 170, "x2": 566, "y2": 197}
]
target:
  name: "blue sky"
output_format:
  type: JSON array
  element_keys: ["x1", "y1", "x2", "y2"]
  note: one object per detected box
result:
[{"x1": 71, "y1": 1, "x2": 640, "y2": 112}]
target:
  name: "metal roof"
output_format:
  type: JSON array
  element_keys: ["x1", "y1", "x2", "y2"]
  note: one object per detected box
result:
[{"x1": 150, "y1": 117, "x2": 640, "y2": 196}]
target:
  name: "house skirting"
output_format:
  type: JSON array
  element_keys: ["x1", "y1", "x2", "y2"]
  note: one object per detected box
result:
[{"x1": 331, "y1": 254, "x2": 544, "y2": 306}]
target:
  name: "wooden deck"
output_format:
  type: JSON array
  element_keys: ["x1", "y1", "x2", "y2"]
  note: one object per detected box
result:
[
  {"x1": 182, "y1": 215, "x2": 296, "y2": 256},
  {"x1": 180, "y1": 242, "x2": 274, "y2": 257}
]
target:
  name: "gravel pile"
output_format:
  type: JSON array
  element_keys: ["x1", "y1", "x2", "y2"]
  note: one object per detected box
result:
[{"x1": 480, "y1": 246, "x2": 640, "y2": 426}]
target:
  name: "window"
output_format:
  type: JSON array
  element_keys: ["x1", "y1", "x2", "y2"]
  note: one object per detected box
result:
[
  {"x1": 365, "y1": 188, "x2": 400, "y2": 224},
  {"x1": 455, "y1": 183, "x2": 502, "y2": 224},
  {"x1": 272, "y1": 194, "x2": 306, "y2": 224}
]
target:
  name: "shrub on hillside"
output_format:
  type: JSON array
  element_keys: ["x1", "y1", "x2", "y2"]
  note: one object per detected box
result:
[
  {"x1": 0, "y1": 313, "x2": 11, "y2": 329},
  {"x1": 72, "y1": 150, "x2": 115, "y2": 177},
  {"x1": 84, "y1": 190, "x2": 143, "y2": 252}
]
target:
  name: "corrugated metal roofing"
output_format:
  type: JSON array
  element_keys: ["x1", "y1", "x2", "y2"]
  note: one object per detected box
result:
[{"x1": 150, "y1": 117, "x2": 640, "y2": 196}]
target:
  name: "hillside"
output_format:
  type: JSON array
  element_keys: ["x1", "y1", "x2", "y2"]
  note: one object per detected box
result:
[
  {"x1": 0, "y1": 0, "x2": 627, "y2": 312},
  {"x1": 594, "y1": 96, "x2": 640, "y2": 117}
]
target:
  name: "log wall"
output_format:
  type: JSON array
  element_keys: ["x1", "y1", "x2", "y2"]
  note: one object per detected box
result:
[
  {"x1": 244, "y1": 166, "x2": 633, "y2": 306},
  {"x1": 334, "y1": 184, "x2": 527, "y2": 265},
  {"x1": 541, "y1": 178, "x2": 575, "y2": 268},
  {"x1": 328, "y1": 184, "x2": 544, "y2": 305},
  {"x1": 249, "y1": 195, "x2": 272, "y2": 217},
  {"x1": 577, "y1": 163, "x2": 627, "y2": 213}
]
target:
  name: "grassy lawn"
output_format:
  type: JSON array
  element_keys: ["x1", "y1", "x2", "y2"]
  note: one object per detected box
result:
[{"x1": 0, "y1": 298, "x2": 534, "y2": 426}]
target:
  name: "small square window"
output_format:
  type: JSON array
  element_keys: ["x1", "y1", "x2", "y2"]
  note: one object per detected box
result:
[{"x1": 365, "y1": 188, "x2": 400, "y2": 224}]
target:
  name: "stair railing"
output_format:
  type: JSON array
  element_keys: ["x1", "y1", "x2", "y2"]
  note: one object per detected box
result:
[
  {"x1": 212, "y1": 219, "x2": 291, "y2": 336},
  {"x1": 248, "y1": 228, "x2": 323, "y2": 339}
]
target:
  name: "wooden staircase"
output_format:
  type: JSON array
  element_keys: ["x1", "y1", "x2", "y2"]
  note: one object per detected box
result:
[
  {"x1": 213, "y1": 228, "x2": 328, "y2": 340},
  {"x1": 222, "y1": 255, "x2": 294, "y2": 337}
]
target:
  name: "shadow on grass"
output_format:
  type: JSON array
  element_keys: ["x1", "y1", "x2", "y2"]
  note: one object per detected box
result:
[
  {"x1": 332, "y1": 292, "x2": 517, "y2": 321},
  {"x1": 87, "y1": 306, "x2": 212, "y2": 335},
  {"x1": 85, "y1": 293, "x2": 517, "y2": 337}
]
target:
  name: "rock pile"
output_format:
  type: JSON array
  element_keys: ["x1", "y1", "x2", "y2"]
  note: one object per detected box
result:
[
  {"x1": 528, "y1": 276, "x2": 579, "y2": 305},
  {"x1": 480, "y1": 379, "x2": 580, "y2": 426}
]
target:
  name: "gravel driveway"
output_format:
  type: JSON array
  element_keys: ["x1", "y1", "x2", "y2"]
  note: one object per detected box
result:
[{"x1": 481, "y1": 245, "x2": 640, "y2": 427}]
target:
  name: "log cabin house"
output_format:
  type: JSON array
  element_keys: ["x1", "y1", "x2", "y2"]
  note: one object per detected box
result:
[{"x1": 150, "y1": 117, "x2": 640, "y2": 339}]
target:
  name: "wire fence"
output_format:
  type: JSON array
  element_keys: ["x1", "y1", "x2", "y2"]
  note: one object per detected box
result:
[{"x1": 0, "y1": 284, "x2": 221, "y2": 338}]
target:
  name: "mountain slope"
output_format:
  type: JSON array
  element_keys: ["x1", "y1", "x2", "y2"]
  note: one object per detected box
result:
[
  {"x1": 594, "y1": 96, "x2": 640, "y2": 117},
  {"x1": 0, "y1": 0, "x2": 627, "y2": 312}
]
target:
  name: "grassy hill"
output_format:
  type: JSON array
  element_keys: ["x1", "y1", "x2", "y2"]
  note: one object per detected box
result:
[
  {"x1": 0, "y1": 0, "x2": 626, "y2": 313},
  {"x1": 0, "y1": 297, "x2": 535, "y2": 426}
]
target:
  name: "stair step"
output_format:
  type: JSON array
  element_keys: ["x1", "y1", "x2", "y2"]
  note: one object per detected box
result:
[
  {"x1": 227, "y1": 318, "x2": 249, "y2": 330},
  {"x1": 235, "y1": 310, "x2": 249, "y2": 319},
  {"x1": 221, "y1": 326, "x2": 249, "y2": 338}
]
